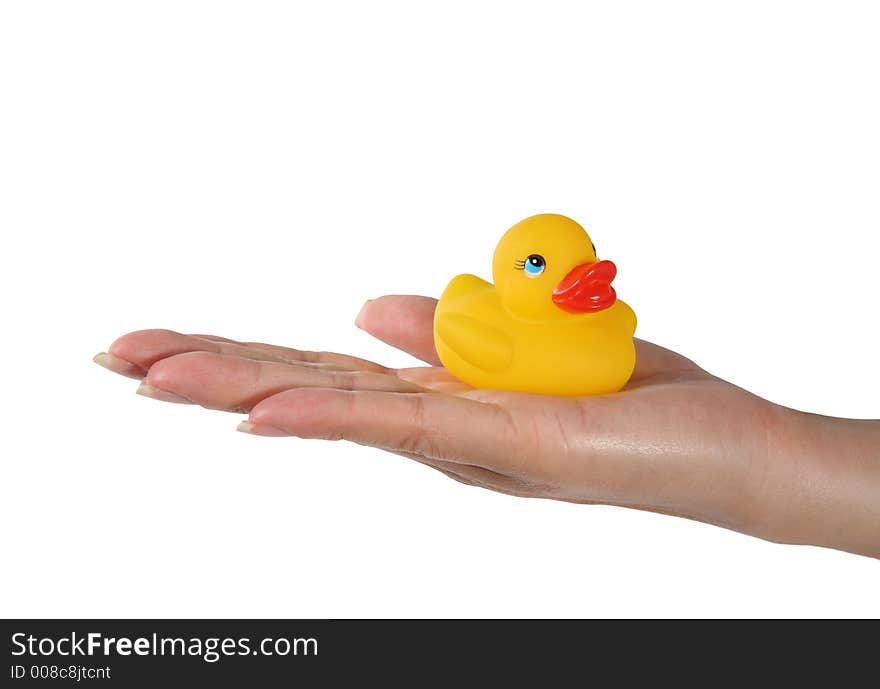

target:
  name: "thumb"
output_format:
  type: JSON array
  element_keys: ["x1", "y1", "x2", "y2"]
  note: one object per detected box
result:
[{"x1": 355, "y1": 295, "x2": 442, "y2": 366}]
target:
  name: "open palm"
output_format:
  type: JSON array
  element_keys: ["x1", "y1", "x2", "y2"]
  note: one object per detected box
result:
[{"x1": 94, "y1": 295, "x2": 847, "y2": 550}]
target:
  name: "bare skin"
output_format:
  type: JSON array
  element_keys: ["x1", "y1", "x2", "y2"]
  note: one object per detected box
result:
[{"x1": 94, "y1": 295, "x2": 880, "y2": 558}]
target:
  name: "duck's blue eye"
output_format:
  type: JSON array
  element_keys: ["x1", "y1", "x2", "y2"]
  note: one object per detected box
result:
[{"x1": 523, "y1": 254, "x2": 545, "y2": 277}]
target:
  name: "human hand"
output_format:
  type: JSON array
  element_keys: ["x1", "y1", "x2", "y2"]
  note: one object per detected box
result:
[{"x1": 94, "y1": 295, "x2": 880, "y2": 558}]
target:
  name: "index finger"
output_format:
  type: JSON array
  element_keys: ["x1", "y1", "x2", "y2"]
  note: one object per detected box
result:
[{"x1": 355, "y1": 295, "x2": 442, "y2": 366}]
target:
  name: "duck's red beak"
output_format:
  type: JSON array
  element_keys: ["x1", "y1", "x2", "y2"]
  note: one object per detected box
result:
[{"x1": 552, "y1": 260, "x2": 617, "y2": 313}]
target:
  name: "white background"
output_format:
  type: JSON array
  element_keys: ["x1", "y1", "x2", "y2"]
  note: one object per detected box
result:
[{"x1": 1, "y1": 1, "x2": 878, "y2": 618}]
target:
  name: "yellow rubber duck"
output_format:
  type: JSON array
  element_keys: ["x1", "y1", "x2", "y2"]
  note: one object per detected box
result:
[{"x1": 434, "y1": 214, "x2": 637, "y2": 396}]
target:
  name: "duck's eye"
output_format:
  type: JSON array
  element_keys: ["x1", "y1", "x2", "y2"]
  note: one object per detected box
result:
[{"x1": 523, "y1": 254, "x2": 545, "y2": 277}]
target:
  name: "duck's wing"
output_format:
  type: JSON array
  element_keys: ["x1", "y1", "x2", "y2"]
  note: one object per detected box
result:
[
  {"x1": 435, "y1": 311, "x2": 514, "y2": 372},
  {"x1": 435, "y1": 274, "x2": 514, "y2": 372}
]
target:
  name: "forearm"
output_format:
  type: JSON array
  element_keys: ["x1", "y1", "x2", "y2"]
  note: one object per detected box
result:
[{"x1": 766, "y1": 409, "x2": 880, "y2": 558}]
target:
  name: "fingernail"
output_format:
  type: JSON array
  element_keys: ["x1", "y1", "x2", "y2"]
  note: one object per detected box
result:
[
  {"x1": 136, "y1": 382, "x2": 192, "y2": 404},
  {"x1": 354, "y1": 299, "x2": 372, "y2": 329},
  {"x1": 93, "y1": 352, "x2": 144, "y2": 378},
  {"x1": 236, "y1": 421, "x2": 291, "y2": 437}
]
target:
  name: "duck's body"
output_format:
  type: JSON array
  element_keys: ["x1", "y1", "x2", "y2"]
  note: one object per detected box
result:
[{"x1": 434, "y1": 214, "x2": 637, "y2": 396}]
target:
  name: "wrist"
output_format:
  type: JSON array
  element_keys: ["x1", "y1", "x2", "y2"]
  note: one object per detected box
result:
[{"x1": 760, "y1": 407, "x2": 880, "y2": 558}]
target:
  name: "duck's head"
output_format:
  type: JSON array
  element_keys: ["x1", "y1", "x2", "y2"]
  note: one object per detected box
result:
[{"x1": 492, "y1": 214, "x2": 617, "y2": 320}]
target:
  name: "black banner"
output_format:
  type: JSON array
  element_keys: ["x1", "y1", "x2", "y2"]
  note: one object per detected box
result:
[{"x1": 1, "y1": 619, "x2": 874, "y2": 685}]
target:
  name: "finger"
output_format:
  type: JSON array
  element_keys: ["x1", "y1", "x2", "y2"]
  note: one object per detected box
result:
[
  {"x1": 189, "y1": 334, "x2": 390, "y2": 372},
  {"x1": 243, "y1": 388, "x2": 528, "y2": 474},
  {"x1": 105, "y1": 329, "x2": 388, "y2": 375},
  {"x1": 187, "y1": 334, "x2": 239, "y2": 343},
  {"x1": 394, "y1": 367, "x2": 473, "y2": 394},
  {"x1": 630, "y1": 339, "x2": 701, "y2": 383},
  {"x1": 142, "y1": 351, "x2": 422, "y2": 412},
  {"x1": 92, "y1": 352, "x2": 146, "y2": 379},
  {"x1": 355, "y1": 295, "x2": 441, "y2": 365}
]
